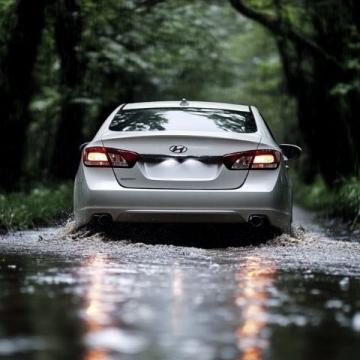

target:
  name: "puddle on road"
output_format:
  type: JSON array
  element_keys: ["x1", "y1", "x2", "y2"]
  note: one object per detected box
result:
[
  {"x1": 1, "y1": 214, "x2": 360, "y2": 360},
  {"x1": 1, "y1": 219, "x2": 360, "y2": 276}
]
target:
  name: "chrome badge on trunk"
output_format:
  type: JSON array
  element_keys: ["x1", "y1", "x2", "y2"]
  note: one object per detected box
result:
[{"x1": 169, "y1": 145, "x2": 188, "y2": 153}]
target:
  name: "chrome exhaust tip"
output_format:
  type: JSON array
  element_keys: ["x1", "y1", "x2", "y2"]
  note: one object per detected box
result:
[
  {"x1": 248, "y1": 215, "x2": 266, "y2": 228},
  {"x1": 93, "y1": 214, "x2": 113, "y2": 227}
]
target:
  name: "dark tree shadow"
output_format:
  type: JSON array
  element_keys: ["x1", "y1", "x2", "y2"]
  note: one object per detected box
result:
[{"x1": 86, "y1": 222, "x2": 281, "y2": 249}]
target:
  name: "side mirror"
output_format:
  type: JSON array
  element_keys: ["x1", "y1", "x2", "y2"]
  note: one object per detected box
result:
[
  {"x1": 279, "y1": 144, "x2": 302, "y2": 160},
  {"x1": 79, "y1": 142, "x2": 89, "y2": 152}
]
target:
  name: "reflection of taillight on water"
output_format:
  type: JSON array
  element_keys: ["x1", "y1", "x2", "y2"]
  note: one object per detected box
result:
[
  {"x1": 84, "y1": 255, "x2": 108, "y2": 360},
  {"x1": 83, "y1": 146, "x2": 139, "y2": 168},
  {"x1": 234, "y1": 256, "x2": 277, "y2": 360},
  {"x1": 223, "y1": 149, "x2": 281, "y2": 170}
]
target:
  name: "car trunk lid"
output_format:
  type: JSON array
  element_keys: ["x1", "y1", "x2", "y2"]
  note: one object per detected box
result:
[{"x1": 101, "y1": 131, "x2": 261, "y2": 190}]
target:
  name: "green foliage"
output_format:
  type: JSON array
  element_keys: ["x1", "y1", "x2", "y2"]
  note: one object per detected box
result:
[
  {"x1": 0, "y1": 0, "x2": 15, "y2": 56},
  {"x1": 339, "y1": 178, "x2": 360, "y2": 219},
  {"x1": 81, "y1": 1, "x2": 235, "y2": 102},
  {"x1": 294, "y1": 176, "x2": 360, "y2": 226},
  {"x1": 0, "y1": 183, "x2": 73, "y2": 231}
]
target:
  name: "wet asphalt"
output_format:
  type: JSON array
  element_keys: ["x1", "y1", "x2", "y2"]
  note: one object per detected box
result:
[{"x1": 0, "y1": 208, "x2": 360, "y2": 360}]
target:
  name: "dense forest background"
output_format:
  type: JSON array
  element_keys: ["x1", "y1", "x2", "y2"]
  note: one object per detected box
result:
[{"x1": 0, "y1": 0, "x2": 359, "y2": 228}]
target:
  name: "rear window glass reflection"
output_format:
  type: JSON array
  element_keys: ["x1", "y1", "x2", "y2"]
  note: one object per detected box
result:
[{"x1": 109, "y1": 108, "x2": 257, "y2": 133}]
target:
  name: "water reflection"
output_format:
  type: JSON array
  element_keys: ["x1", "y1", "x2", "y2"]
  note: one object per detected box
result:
[
  {"x1": 171, "y1": 266, "x2": 184, "y2": 334},
  {"x1": 235, "y1": 256, "x2": 277, "y2": 360},
  {"x1": 84, "y1": 348, "x2": 108, "y2": 360},
  {"x1": 83, "y1": 254, "x2": 109, "y2": 360}
]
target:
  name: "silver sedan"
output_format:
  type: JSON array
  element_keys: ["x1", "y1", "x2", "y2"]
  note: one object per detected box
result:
[{"x1": 74, "y1": 100, "x2": 301, "y2": 233}]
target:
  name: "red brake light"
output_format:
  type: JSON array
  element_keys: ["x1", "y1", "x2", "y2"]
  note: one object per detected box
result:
[
  {"x1": 83, "y1": 147, "x2": 139, "y2": 168},
  {"x1": 223, "y1": 149, "x2": 281, "y2": 170}
]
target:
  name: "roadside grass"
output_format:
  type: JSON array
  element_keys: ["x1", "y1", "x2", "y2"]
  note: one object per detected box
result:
[
  {"x1": 294, "y1": 176, "x2": 360, "y2": 228},
  {"x1": 0, "y1": 182, "x2": 73, "y2": 233}
]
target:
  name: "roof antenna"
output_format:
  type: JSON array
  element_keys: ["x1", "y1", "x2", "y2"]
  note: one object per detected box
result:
[{"x1": 180, "y1": 98, "x2": 189, "y2": 106}]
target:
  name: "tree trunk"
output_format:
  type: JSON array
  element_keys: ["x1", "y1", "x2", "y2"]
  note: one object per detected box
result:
[
  {"x1": 51, "y1": 0, "x2": 85, "y2": 179},
  {"x1": 0, "y1": 0, "x2": 48, "y2": 190}
]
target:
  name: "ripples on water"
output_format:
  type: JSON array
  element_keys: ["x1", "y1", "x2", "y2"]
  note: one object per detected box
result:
[{"x1": 1, "y1": 217, "x2": 360, "y2": 360}]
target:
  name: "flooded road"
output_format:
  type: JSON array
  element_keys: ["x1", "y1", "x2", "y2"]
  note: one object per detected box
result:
[{"x1": 1, "y1": 208, "x2": 360, "y2": 360}]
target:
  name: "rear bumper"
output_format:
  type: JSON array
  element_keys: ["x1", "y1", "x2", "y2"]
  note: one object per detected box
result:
[{"x1": 74, "y1": 166, "x2": 292, "y2": 232}]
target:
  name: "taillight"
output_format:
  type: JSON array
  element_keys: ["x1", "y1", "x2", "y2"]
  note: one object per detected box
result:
[
  {"x1": 223, "y1": 149, "x2": 281, "y2": 170},
  {"x1": 83, "y1": 147, "x2": 139, "y2": 168}
]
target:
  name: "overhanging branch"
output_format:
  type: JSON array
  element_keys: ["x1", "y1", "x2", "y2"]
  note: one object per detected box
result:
[{"x1": 230, "y1": 0, "x2": 343, "y2": 70}]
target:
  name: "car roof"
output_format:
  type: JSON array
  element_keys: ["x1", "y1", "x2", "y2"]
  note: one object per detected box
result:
[{"x1": 123, "y1": 101, "x2": 250, "y2": 112}]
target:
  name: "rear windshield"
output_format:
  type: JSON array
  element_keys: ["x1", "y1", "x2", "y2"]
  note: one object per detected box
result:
[{"x1": 109, "y1": 108, "x2": 257, "y2": 133}]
